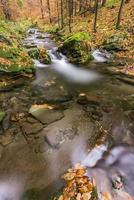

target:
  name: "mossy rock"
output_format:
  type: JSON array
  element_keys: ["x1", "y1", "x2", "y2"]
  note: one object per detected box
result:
[
  {"x1": 103, "y1": 34, "x2": 126, "y2": 51},
  {"x1": 0, "y1": 63, "x2": 35, "y2": 73},
  {"x1": 0, "y1": 43, "x2": 35, "y2": 74},
  {"x1": 38, "y1": 48, "x2": 51, "y2": 64},
  {"x1": 27, "y1": 47, "x2": 51, "y2": 64},
  {"x1": 58, "y1": 32, "x2": 93, "y2": 64},
  {"x1": 27, "y1": 48, "x2": 39, "y2": 59}
]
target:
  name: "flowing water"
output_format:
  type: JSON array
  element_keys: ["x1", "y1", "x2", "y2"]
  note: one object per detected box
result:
[{"x1": 0, "y1": 28, "x2": 134, "y2": 199}]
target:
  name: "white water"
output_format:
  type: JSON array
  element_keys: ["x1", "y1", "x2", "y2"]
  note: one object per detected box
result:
[{"x1": 49, "y1": 48, "x2": 100, "y2": 84}]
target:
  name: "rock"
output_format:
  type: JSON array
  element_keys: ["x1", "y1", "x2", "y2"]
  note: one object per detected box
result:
[
  {"x1": 2, "y1": 110, "x2": 12, "y2": 131},
  {"x1": 63, "y1": 127, "x2": 78, "y2": 140},
  {"x1": 0, "y1": 134, "x2": 14, "y2": 146},
  {"x1": 36, "y1": 34, "x2": 46, "y2": 39},
  {"x1": 29, "y1": 105, "x2": 64, "y2": 125},
  {"x1": 77, "y1": 95, "x2": 88, "y2": 105},
  {"x1": 27, "y1": 48, "x2": 39, "y2": 59},
  {"x1": 38, "y1": 48, "x2": 51, "y2": 64},
  {"x1": 58, "y1": 32, "x2": 93, "y2": 64},
  {"x1": 37, "y1": 141, "x2": 50, "y2": 153},
  {"x1": 24, "y1": 44, "x2": 37, "y2": 49},
  {"x1": 45, "y1": 129, "x2": 65, "y2": 148},
  {"x1": 21, "y1": 122, "x2": 43, "y2": 135},
  {"x1": 92, "y1": 49, "x2": 113, "y2": 62},
  {"x1": 103, "y1": 35, "x2": 124, "y2": 51},
  {"x1": 27, "y1": 117, "x2": 39, "y2": 124},
  {"x1": 0, "y1": 111, "x2": 5, "y2": 123},
  {"x1": 28, "y1": 29, "x2": 36, "y2": 34}
]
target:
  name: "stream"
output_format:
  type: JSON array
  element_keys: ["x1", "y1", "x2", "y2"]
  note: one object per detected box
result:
[{"x1": 0, "y1": 28, "x2": 134, "y2": 199}]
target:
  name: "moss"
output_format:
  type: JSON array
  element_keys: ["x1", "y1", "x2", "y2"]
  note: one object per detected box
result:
[
  {"x1": 38, "y1": 48, "x2": 51, "y2": 64},
  {"x1": 27, "y1": 48, "x2": 39, "y2": 59},
  {"x1": 102, "y1": 34, "x2": 128, "y2": 51},
  {"x1": 58, "y1": 32, "x2": 92, "y2": 64}
]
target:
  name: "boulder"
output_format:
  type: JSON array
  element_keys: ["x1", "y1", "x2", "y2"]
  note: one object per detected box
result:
[
  {"x1": 58, "y1": 32, "x2": 93, "y2": 64},
  {"x1": 29, "y1": 104, "x2": 64, "y2": 125},
  {"x1": 102, "y1": 35, "x2": 125, "y2": 51}
]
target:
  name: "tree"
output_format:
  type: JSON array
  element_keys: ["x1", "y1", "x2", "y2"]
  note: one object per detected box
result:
[
  {"x1": 60, "y1": 0, "x2": 64, "y2": 28},
  {"x1": 0, "y1": 0, "x2": 11, "y2": 20},
  {"x1": 116, "y1": 0, "x2": 125, "y2": 29},
  {"x1": 101, "y1": 0, "x2": 106, "y2": 7},
  {"x1": 67, "y1": 0, "x2": 73, "y2": 32},
  {"x1": 39, "y1": 0, "x2": 44, "y2": 19},
  {"x1": 93, "y1": 0, "x2": 99, "y2": 32},
  {"x1": 46, "y1": 0, "x2": 52, "y2": 23}
]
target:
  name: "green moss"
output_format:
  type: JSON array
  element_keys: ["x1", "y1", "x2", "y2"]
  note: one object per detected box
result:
[
  {"x1": 27, "y1": 48, "x2": 39, "y2": 59},
  {"x1": 65, "y1": 32, "x2": 91, "y2": 43},
  {"x1": 103, "y1": 34, "x2": 127, "y2": 51}
]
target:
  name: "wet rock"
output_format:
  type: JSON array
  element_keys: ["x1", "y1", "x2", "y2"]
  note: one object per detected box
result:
[
  {"x1": 2, "y1": 110, "x2": 12, "y2": 131},
  {"x1": 36, "y1": 34, "x2": 46, "y2": 39},
  {"x1": 0, "y1": 133, "x2": 14, "y2": 146},
  {"x1": 63, "y1": 127, "x2": 78, "y2": 140},
  {"x1": 45, "y1": 129, "x2": 65, "y2": 148},
  {"x1": 21, "y1": 122, "x2": 43, "y2": 135},
  {"x1": 0, "y1": 111, "x2": 5, "y2": 123},
  {"x1": 92, "y1": 49, "x2": 113, "y2": 62},
  {"x1": 28, "y1": 29, "x2": 35, "y2": 34},
  {"x1": 24, "y1": 44, "x2": 37, "y2": 49},
  {"x1": 29, "y1": 106, "x2": 64, "y2": 125},
  {"x1": 27, "y1": 117, "x2": 39, "y2": 124},
  {"x1": 37, "y1": 141, "x2": 50, "y2": 153},
  {"x1": 77, "y1": 95, "x2": 88, "y2": 105}
]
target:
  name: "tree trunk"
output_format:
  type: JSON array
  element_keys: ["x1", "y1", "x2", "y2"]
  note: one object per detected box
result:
[
  {"x1": 60, "y1": 0, "x2": 64, "y2": 29},
  {"x1": 93, "y1": 0, "x2": 99, "y2": 32},
  {"x1": 116, "y1": 0, "x2": 125, "y2": 29},
  {"x1": 57, "y1": 0, "x2": 60, "y2": 28},
  {"x1": 47, "y1": 0, "x2": 52, "y2": 23},
  {"x1": 67, "y1": 0, "x2": 73, "y2": 32},
  {"x1": 102, "y1": 0, "x2": 106, "y2": 7},
  {"x1": 39, "y1": 0, "x2": 44, "y2": 19},
  {"x1": 0, "y1": 0, "x2": 11, "y2": 20}
]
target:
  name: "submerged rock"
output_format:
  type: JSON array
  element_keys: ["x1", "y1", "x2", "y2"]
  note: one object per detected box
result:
[
  {"x1": 29, "y1": 104, "x2": 64, "y2": 125},
  {"x1": 21, "y1": 122, "x2": 43, "y2": 135}
]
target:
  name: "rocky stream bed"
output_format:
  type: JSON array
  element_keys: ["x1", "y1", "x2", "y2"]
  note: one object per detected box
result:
[{"x1": 0, "y1": 28, "x2": 134, "y2": 199}]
